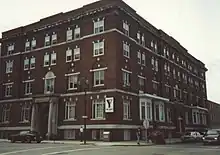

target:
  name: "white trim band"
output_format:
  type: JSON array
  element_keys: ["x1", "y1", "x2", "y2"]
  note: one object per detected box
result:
[
  {"x1": 3, "y1": 82, "x2": 14, "y2": 85},
  {"x1": 0, "y1": 126, "x2": 30, "y2": 131},
  {"x1": 22, "y1": 79, "x2": 35, "y2": 83},
  {"x1": 65, "y1": 72, "x2": 80, "y2": 76},
  {"x1": 121, "y1": 68, "x2": 132, "y2": 74},
  {"x1": 89, "y1": 67, "x2": 108, "y2": 72}
]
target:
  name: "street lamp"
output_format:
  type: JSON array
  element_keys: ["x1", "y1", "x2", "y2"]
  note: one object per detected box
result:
[{"x1": 77, "y1": 77, "x2": 89, "y2": 145}]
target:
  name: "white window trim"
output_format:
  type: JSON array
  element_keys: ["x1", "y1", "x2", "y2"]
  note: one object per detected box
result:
[
  {"x1": 92, "y1": 99, "x2": 105, "y2": 120},
  {"x1": 24, "y1": 81, "x2": 32, "y2": 95},
  {"x1": 123, "y1": 100, "x2": 131, "y2": 120},
  {"x1": 154, "y1": 101, "x2": 165, "y2": 122},
  {"x1": 93, "y1": 41, "x2": 105, "y2": 57},
  {"x1": 93, "y1": 19, "x2": 105, "y2": 34},
  {"x1": 51, "y1": 52, "x2": 57, "y2": 65},
  {"x1": 66, "y1": 48, "x2": 72, "y2": 62},
  {"x1": 93, "y1": 70, "x2": 105, "y2": 87},
  {"x1": 44, "y1": 54, "x2": 50, "y2": 67},
  {"x1": 67, "y1": 75, "x2": 78, "y2": 90},
  {"x1": 30, "y1": 57, "x2": 36, "y2": 69},
  {"x1": 64, "y1": 101, "x2": 76, "y2": 121},
  {"x1": 139, "y1": 98, "x2": 153, "y2": 121},
  {"x1": 20, "y1": 104, "x2": 30, "y2": 123}
]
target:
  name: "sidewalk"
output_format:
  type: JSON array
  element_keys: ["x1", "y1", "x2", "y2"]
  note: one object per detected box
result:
[{"x1": 0, "y1": 138, "x2": 181, "y2": 146}]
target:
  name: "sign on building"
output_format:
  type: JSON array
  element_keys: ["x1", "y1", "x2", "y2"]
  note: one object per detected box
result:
[{"x1": 105, "y1": 97, "x2": 114, "y2": 113}]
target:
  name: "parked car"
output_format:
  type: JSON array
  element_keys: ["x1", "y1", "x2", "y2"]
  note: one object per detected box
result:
[
  {"x1": 203, "y1": 129, "x2": 220, "y2": 145},
  {"x1": 180, "y1": 131, "x2": 203, "y2": 143},
  {"x1": 8, "y1": 131, "x2": 43, "y2": 143}
]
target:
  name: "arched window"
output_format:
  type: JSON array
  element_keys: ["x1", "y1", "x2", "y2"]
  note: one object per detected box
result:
[{"x1": 44, "y1": 71, "x2": 55, "y2": 94}]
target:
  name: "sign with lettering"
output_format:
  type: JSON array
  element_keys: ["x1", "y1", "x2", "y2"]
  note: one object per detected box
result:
[{"x1": 105, "y1": 97, "x2": 114, "y2": 113}]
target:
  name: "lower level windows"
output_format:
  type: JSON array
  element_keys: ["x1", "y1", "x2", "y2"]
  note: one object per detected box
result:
[
  {"x1": 21, "y1": 104, "x2": 30, "y2": 122},
  {"x1": 64, "y1": 130, "x2": 76, "y2": 140},
  {"x1": 92, "y1": 99, "x2": 105, "y2": 119},
  {"x1": 65, "y1": 100, "x2": 76, "y2": 120},
  {"x1": 0, "y1": 105, "x2": 10, "y2": 123},
  {"x1": 5, "y1": 84, "x2": 12, "y2": 97},
  {"x1": 140, "y1": 99, "x2": 152, "y2": 120},
  {"x1": 154, "y1": 101, "x2": 165, "y2": 122},
  {"x1": 123, "y1": 100, "x2": 131, "y2": 120},
  {"x1": 192, "y1": 110, "x2": 207, "y2": 125}
]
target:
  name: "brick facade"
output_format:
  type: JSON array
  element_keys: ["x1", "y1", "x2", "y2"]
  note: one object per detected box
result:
[{"x1": 0, "y1": 0, "x2": 208, "y2": 141}]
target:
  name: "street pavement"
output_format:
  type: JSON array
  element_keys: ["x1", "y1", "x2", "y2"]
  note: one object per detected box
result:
[{"x1": 0, "y1": 142, "x2": 220, "y2": 155}]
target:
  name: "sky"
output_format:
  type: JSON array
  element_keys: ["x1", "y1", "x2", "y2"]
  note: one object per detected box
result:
[{"x1": 0, "y1": 0, "x2": 219, "y2": 103}]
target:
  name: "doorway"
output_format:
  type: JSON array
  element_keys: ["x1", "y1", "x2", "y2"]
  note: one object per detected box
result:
[{"x1": 38, "y1": 103, "x2": 49, "y2": 138}]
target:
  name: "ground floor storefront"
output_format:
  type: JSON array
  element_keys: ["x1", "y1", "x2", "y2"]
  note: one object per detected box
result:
[{"x1": 0, "y1": 89, "x2": 209, "y2": 141}]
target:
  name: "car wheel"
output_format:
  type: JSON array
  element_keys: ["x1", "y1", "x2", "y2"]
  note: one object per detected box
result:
[
  {"x1": 26, "y1": 137, "x2": 31, "y2": 143},
  {"x1": 37, "y1": 140, "x2": 41, "y2": 143}
]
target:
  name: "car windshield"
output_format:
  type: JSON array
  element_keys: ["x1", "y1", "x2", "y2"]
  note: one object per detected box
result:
[
  {"x1": 19, "y1": 131, "x2": 29, "y2": 135},
  {"x1": 207, "y1": 130, "x2": 219, "y2": 135}
]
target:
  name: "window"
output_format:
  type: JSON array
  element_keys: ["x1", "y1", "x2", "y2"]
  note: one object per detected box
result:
[
  {"x1": 1, "y1": 105, "x2": 10, "y2": 123},
  {"x1": 138, "y1": 77, "x2": 145, "y2": 92},
  {"x1": 173, "y1": 69, "x2": 176, "y2": 79},
  {"x1": 123, "y1": 43, "x2": 130, "y2": 58},
  {"x1": 21, "y1": 104, "x2": 30, "y2": 122},
  {"x1": 154, "y1": 102, "x2": 165, "y2": 122},
  {"x1": 185, "y1": 112, "x2": 189, "y2": 124},
  {"x1": 44, "y1": 34, "x2": 50, "y2": 46},
  {"x1": 68, "y1": 75, "x2": 78, "y2": 90},
  {"x1": 51, "y1": 32, "x2": 57, "y2": 44},
  {"x1": 64, "y1": 130, "x2": 75, "y2": 140},
  {"x1": 51, "y1": 53, "x2": 56, "y2": 65},
  {"x1": 141, "y1": 35, "x2": 145, "y2": 46},
  {"x1": 94, "y1": 70, "x2": 104, "y2": 86},
  {"x1": 44, "y1": 54, "x2": 50, "y2": 66},
  {"x1": 151, "y1": 57, "x2": 158, "y2": 71},
  {"x1": 92, "y1": 99, "x2": 105, "y2": 119},
  {"x1": 7, "y1": 44, "x2": 14, "y2": 55},
  {"x1": 167, "y1": 108, "x2": 172, "y2": 123},
  {"x1": 25, "y1": 40, "x2": 30, "y2": 51},
  {"x1": 151, "y1": 41, "x2": 157, "y2": 52},
  {"x1": 24, "y1": 82, "x2": 32, "y2": 95},
  {"x1": 66, "y1": 48, "x2": 72, "y2": 62},
  {"x1": 123, "y1": 100, "x2": 131, "y2": 120},
  {"x1": 122, "y1": 71, "x2": 130, "y2": 86},
  {"x1": 152, "y1": 81, "x2": 158, "y2": 92},
  {"x1": 6, "y1": 61, "x2": 13, "y2": 73},
  {"x1": 44, "y1": 71, "x2": 55, "y2": 94},
  {"x1": 123, "y1": 21, "x2": 129, "y2": 36},
  {"x1": 65, "y1": 101, "x2": 76, "y2": 120},
  {"x1": 74, "y1": 27, "x2": 80, "y2": 39},
  {"x1": 31, "y1": 38, "x2": 36, "y2": 49},
  {"x1": 141, "y1": 53, "x2": 146, "y2": 65},
  {"x1": 94, "y1": 19, "x2": 104, "y2": 34},
  {"x1": 30, "y1": 57, "x2": 35, "y2": 69},
  {"x1": 165, "y1": 85, "x2": 170, "y2": 95},
  {"x1": 66, "y1": 28, "x2": 73, "y2": 41},
  {"x1": 137, "y1": 32, "x2": 141, "y2": 43},
  {"x1": 73, "y1": 47, "x2": 80, "y2": 61},
  {"x1": 137, "y1": 51, "x2": 141, "y2": 64},
  {"x1": 140, "y1": 99, "x2": 152, "y2": 120},
  {"x1": 24, "y1": 58, "x2": 29, "y2": 70},
  {"x1": 5, "y1": 84, "x2": 12, "y2": 97},
  {"x1": 93, "y1": 41, "x2": 104, "y2": 56}
]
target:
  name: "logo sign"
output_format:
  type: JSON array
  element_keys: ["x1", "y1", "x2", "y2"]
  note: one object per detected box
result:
[{"x1": 105, "y1": 97, "x2": 114, "y2": 113}]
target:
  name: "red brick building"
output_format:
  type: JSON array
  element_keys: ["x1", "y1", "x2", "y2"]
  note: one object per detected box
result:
[{"x1": 0, "y1": 0, "x2": 208, "y2": 141}]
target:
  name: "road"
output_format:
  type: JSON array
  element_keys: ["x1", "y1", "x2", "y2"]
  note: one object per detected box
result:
[{"x1": 0, "y1": 142, "x2": 220, "y2": 155}]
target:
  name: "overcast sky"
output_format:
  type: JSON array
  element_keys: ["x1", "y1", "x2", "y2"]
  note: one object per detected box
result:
[{"x1": 0, "y1": 0, "x2": 219, "y2": 103}]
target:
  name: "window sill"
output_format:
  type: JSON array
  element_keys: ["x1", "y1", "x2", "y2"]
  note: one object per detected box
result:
[
  {"x1": 68, "y1": 88, "x2": 77, "y2": 91},
  {"x1": 19, "y1": 121, "x2": 30, "y2": 124},
  {"x1": 30, "y1": 67, "x2": 35, "y2": 70},
  {"x1": 0, "y1": 121, "x2": 9, "y2": 124},
  {"x1": 90, "y1": 118, "x2": 106, "y2": 121},
  {"x1": 63, "y1": 119, "x2": 77, "y2": 122},
  {"x1": 5, "y1": 95, "x2": 12, "y2": 98},
  {"x1": 93, "y1": 54, "x2": 104, "y2": 57},
  {"x1": 93, "y1": 84, "x2": 104, "y2": 87},
  {"x1": 51, "y1": 64, "x2": 56, "y2": 66},
  {"x1": 73, "y1": 59, "x2": 80, "y2": 62},
  {"x1": 123, "y1": 118, "x2": 132, "y2": 121},
  {"x1": 25, "y1": 93, "x2": 32, "y2": 96},
  {"x1": 43, "y1": 65, "x2": 49, "y2": 67}
]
